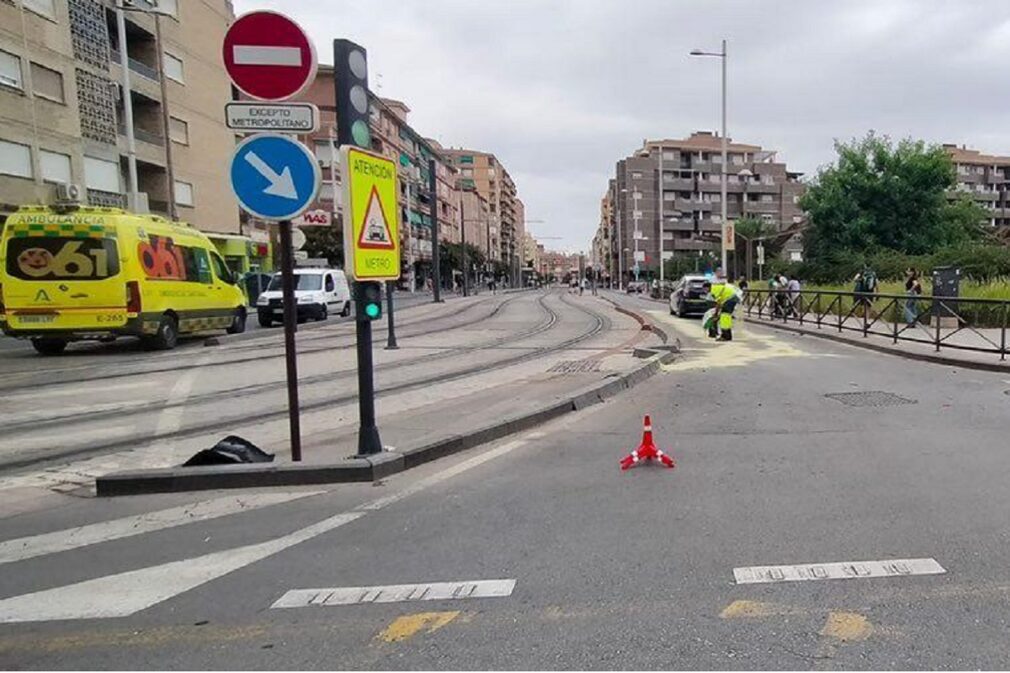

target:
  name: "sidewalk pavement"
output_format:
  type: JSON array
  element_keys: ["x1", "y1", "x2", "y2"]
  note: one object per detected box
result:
[{"x1": 744, "y1": 311, "x2": 1010, "y2": 372}]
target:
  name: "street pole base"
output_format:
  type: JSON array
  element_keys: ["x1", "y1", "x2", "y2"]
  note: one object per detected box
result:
[
  {"x1": 385, "y1": 343, "x2": 399, "y2": 350},
  {"x1": 357, "y1": 425, "x2": 383, "y2": 456}
]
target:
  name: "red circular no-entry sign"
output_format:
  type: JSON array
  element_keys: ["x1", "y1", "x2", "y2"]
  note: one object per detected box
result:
[{"x1": 222, "y1": 11, "x2": 317, "y2": 101}]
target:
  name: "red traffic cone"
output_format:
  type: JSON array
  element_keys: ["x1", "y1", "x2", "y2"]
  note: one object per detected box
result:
[{"x1": 619, "y1": 415, "x2": 676, "y2": 470}]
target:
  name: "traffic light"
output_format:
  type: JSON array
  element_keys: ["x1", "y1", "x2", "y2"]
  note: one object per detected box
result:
[
  {"x1": 332, "y1": 39, "x2": 371, "y2": 149},
  {"x1": 355, "y1": 281, "x2": 382, "y2": 321}
]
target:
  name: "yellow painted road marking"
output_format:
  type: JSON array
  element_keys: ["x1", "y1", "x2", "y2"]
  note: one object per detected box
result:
[
  {"x1": 719, "y1": 599, "x2": 807, "y2": 619},
  {"x1": 820, "y1": 611, "x2": 873, "y2": 642},
  {"x1": 377, "y1": 611, "x2": 460, "y2": 643}
]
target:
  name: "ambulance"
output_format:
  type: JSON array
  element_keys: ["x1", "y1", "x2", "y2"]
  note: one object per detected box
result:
[{"x1": 0, "y1": 205, "x2": 247, "y2": 354}]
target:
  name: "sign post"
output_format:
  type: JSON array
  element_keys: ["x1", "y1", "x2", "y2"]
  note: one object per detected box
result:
[{"x1": 223, "y1": 10, "x2": 318, "y2": 462}]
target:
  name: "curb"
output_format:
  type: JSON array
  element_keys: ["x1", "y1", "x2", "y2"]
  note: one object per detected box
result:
[
  {"x1": 745, "y1": 316, "x2": 1010, "y2": 374},
  {"x1": 598, "y1": 295, "x2": 670, "y2": 345},
  {"x1": 95, "y1": 341, "x2": 674, "y2": 497}
]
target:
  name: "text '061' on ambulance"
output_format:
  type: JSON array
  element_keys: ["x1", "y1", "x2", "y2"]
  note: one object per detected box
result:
[{"x1": 0, "y1": 204, "x2": 248, "y2": 355}]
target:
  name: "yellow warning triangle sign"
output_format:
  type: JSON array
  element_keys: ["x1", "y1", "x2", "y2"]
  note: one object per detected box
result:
[{"x1": 357, "y1": 185, "x2": 395, "y2": 250}]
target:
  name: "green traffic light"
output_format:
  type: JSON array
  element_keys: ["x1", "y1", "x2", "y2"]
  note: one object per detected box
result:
[{"x1": 365, "y1": 303, "x2": 381, "y2": 319}]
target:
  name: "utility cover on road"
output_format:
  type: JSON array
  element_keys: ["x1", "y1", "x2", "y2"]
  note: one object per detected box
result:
[
  {"x1": 230, "y1": 133, "x2": 320, "y2": 221},
  {"x1": 342, "y1": 146, "x2": 400, "y2": 280}
]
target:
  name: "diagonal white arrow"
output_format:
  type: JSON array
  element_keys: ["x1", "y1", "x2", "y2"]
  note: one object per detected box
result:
[{"x1": 244, "y1": 151, "x2": 298, "y2": 200}]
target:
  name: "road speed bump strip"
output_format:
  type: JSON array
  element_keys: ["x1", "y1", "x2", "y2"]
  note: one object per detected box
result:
[
  {"x1": 271, "y1": 579, "x2": 516, "y2": 609},
  {"x1": 733, "y1": 558, "x2": 945, "y2": 584}
]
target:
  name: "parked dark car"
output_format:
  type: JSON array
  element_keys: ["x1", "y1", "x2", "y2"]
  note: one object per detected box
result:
[
  {"x1": 669, "y1": 274, "x2": 714, "y2": 317},
  {"x1": 626, "y1": 281, "x2": 647, "y2": 294}
]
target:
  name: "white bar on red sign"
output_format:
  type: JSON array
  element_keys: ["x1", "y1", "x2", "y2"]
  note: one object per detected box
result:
[
  {"x1": 733, "y1": 557, "x2": 946, "y2": 584},
  {"x1": 233, "y1": 45, "x2": 302, "y2": 67}
]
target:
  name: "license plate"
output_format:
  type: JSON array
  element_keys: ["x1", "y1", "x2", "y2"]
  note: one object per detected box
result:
[
  {"x1": 273, "y1": 308, "x2": 284, "y2": 314},
  {"x1": 15, "y1": 314, "x2": 56, "y2": 324}
]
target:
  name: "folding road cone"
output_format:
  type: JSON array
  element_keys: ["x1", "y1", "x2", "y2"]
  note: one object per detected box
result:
[{"x1": 619, "y1": 415, "x2": 676, "y2": 470}]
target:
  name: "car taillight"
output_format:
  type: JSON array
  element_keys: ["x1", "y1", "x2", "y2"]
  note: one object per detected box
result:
[{"x1": 126, "y1": 281, "x2": 141, "y2": 313}]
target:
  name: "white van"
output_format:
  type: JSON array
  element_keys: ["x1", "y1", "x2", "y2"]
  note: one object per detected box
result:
[{"x1": 255, "y1": 268, "x2": 351, "y2": 327}]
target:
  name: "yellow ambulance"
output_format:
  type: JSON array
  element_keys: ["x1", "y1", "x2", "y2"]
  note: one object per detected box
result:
[{"x1": 0, "y1": 206, "x2": 247, "y2": 354}]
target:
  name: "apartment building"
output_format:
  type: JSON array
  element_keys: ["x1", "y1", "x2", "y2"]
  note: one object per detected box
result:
[
  {"x1": 442, "y1": 148, "x2": 523, "y2": 273},
  {"x1": 0, "y1": 0, "x2": 240, "y2": 239},
  {"x1": 459, "y1": 187, "x2": 491, "y2": 259},
  {"x1": 943, "y1": 144, "x2": 1010, "y2": 232},
  {"x1": 297, "y1": 71, "x2": 461, "y2": 286},
  {"x1": 609, "y1": 132, "x2": 805, "y2": 281}
]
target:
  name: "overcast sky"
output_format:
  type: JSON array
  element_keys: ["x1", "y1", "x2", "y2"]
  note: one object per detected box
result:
[{"x1": 234, "y1": 0, "x2": 1010, "y2": 252}]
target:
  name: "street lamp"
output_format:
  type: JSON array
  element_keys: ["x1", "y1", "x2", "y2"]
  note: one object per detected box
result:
[
  {"x1": 618, "y1": 188, "x2": 629, "y2": 291},
  {"x1": 690, "y1": 39, "x2": 728, "y2": 276},
  {"x1": 632, "y1": 187, "x2": 643, "y2": 282},
  {"x1": 115, "y1": 0, "x2": 176, "y2": 216}
]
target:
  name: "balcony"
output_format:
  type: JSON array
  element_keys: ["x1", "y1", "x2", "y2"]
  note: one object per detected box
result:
[
  {"x1": 663, "y1": 177, "x2": 694, "y2": 191},
  {"x1": 118, "y1": 123, "x2": 164, "y2": 146},
  {"x1": 674, "y1": 198, "x2": 713, "y2": 212},
  {"x1": 110, "y1": 50, "x2": 160, "y2": 81}
]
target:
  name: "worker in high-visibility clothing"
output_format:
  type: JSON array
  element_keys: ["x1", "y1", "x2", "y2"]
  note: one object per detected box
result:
[{"x1": 707, "y1": 274, "x2": 742, "y2": 341}]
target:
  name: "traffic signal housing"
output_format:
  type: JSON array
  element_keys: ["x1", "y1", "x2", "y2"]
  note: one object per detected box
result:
[
  {"x1": 355, "y1": 281, "x2": 382, "y2": 321},
  {"x1": 332, "y1": 39, "x2": 371, "y2": 149}
]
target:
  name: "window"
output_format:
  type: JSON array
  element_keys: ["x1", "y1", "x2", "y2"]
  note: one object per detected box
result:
[
  {"x1": 268, "y1": 274, "x2": 321, "y2": 291},
  {"x1": 662, "y1": 151, "x2": 675, "y2": 161},
  {"x1": 631, "y1": 171, "x2": 643, "y2": 179},
  {"x1": 459, "y1": 155, "x2": 474, "y2": 164},
  {"x1": 174, "y1": 180, "x2": 194, "y2": 206},
  {"x1": 22, "y1": 0, "x2": 55, "y2": 19},
  {"x1": 0, "y1": 50, "x2": 23, "y2": 91},
  {"x1": 760, "y1": 194, "x2": 773, "y2": 203},
  {"x1": 712, "y1": 214, "x2": 722, "y2": 224},
  {"x1": 39, "y1": 149, "x2": 71, "y2": 183},
  {"x1": 210, "y1": 252, "x2": 230, "y2": 283},
  {"x1": 712, "y1": 154, "x2": 722, "y2": 164},
  {"x1": 710, "y1": 193, "x2": 721, "y2": 203},
  {"x1": 163, "y1": 52, "x2": 184, "y2": 83},
  {"x1": 7, "y1": 236, "x2": 120, "y2": 281},
  {"x1": 84, "y1": 156, "x2": 120, "y2": 192},
  {"x1": 462, "y1": 168, "x2": 473, "y2": 177},
  {"x1": 324, "y1": 274, "x2": 335, "y2": 292},
  {"x1": 760, "y1": 213, "x2": 775, "y2": 222},
  {"x1": 319, "y1": 183, "x2": 334, "y2": 201},
  {"x1": 30, "y1": 62, "x2": 63, "y2": 102},
  {"x1": 732, "y1": 154, "x2": 744, "y2": 165},
  {"x1": 663, "y1": 192, "x2": 675, "y2": 202},
  {"x1": 158, "y1": 0, "x2": 178, "y2": 17},
  {"x1": 0, "y1": 139, "x2": 32, "y2": 178},
  {"x1": 168, "y1": 116, "x2": 188, "y2": 144}
]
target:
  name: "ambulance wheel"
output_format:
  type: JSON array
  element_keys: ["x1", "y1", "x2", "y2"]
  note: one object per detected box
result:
[
  {"x1": 340, "y1": 301, "x2": 351, "y2": 317},
  {"x1": 31, "y1": 338, "x2": 67, "y2": 356},
  {"x1": 144, "y1": 314, "x2": 178, "y2": 351},
  {"x1": 227, "y1": 308, "x2": 247, "y2": 334}
]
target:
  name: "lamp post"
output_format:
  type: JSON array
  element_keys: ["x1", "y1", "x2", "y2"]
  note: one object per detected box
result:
[
  {"x1": 737, "y1": 167, "x2": 753, "y2": 280},
  {"x1": 618, "y1": 188, "x2": 628, "y2": 290},
  {"x1": 690, "y1": 39, "x2": 728, "y2": 276},
  {"x1": 632, "y1": 186, "x2": 643, "y2": 282}
]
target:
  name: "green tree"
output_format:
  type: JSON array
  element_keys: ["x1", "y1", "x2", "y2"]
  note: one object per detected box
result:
[
  {"x1": 801, "y1": 132, "x2": 986, "y2": 260},
  {"x1": 302, "y1": 225, "x2": 343, "y2": 266}
]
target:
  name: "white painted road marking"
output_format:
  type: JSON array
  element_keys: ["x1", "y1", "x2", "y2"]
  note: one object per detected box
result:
[
  {"x1": 0, "y1": 438, "x2": 530, "y2": 622},
  {"x1": 272, "y1": 579, "x2": 516, "y2": 609},
  {"x1": 0, "y1": 491, "x2": 323, "y2": 565},
  {"x1": 733, "y1": 558, "x2": 946, "y2": 584},
  {"x1": 232, "y1": 45, "x2": 302, "y2": 67}
]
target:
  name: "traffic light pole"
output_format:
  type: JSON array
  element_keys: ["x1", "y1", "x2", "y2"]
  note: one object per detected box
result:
[
  {"x1": 278, "y1": 219, "x2": 303, "y2": 462},
  {"x1": 429, "y1": 158, "x2": 442, "y2": 303},
  {"x1": 354, "y1": 281, "x2": 383, "y2": 456},
  {"x1": 385, "y1": 281, "x2": 398, "y2": 350}
]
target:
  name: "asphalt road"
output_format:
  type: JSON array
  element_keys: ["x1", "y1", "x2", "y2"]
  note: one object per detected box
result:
[{"x1": 2, "y1": 290, "x2": 1009, "y2": 668}]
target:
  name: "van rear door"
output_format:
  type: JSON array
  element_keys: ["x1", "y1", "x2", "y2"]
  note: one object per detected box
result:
[{"x1": 2, "y1": 227, "x2": 126, "y2": 331}]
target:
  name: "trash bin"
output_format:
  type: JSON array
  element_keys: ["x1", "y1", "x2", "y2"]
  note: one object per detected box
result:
[{"x1": 931, "y1": 266, "x2": 961, "y2": 327}]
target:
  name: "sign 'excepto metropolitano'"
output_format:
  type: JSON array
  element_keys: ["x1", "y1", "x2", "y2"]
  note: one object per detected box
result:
[
  {"x1": 225, "y1": 102, "x2": 319, "y2": 133},
  {"x1": 342, "y1": 146, "x2": 400, "y2": 281}
]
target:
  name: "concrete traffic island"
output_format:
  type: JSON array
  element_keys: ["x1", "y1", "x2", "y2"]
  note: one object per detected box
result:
[{"x1": 95, "y1": 292, "x2": 676, "y2": 496}]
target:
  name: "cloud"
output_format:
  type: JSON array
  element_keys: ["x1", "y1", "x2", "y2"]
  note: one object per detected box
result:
[{"x1": 234, "y1": 0, "x2": 1010, "y2": 250}]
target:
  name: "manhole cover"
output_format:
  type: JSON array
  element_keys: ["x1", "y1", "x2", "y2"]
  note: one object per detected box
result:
[
  {"x1": 824, "y1": 391, "x2": 916, "y2": 408},
  {"x1": 548, "y1": 360, "x2": 602, "y2": 374}
]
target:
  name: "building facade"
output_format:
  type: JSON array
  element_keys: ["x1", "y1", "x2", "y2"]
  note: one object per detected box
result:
[
  {"x1": 443, "y1": 148, "x2": 526, "y2": 280},
  {"x1": 608, "y1": 132, "x2": 805, "y2": 281},
  {"x1": 943, "y1": 144, "x2": 1010, "y2": 233},
  {"x1": 0, "y1": 0, "x2": 240, "y2": 237}
]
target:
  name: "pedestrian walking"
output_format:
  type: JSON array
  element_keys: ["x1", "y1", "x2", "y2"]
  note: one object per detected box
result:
[
  {"x1": 904, "y1": 268, "x2": 922, "y2": 327},
  {"x1": 786, "y1": 274, "x2": 801, "y2": 317}
]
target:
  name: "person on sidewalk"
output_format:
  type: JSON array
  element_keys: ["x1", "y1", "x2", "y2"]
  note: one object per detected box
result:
[
  {"x1": 707, "y1": 273, "x2": 742, "y2": 341},
  {"x1": 787, "y1": 274, "x2": 801, "y2": 317},
  {"x1": 904, "y1": 268, "x2": 923, "y2": 327}
]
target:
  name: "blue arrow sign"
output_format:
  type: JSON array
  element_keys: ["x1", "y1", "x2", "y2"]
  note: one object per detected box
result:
[{"x1": 230, "y1": 133, "x2": 321, "y2": 221}]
